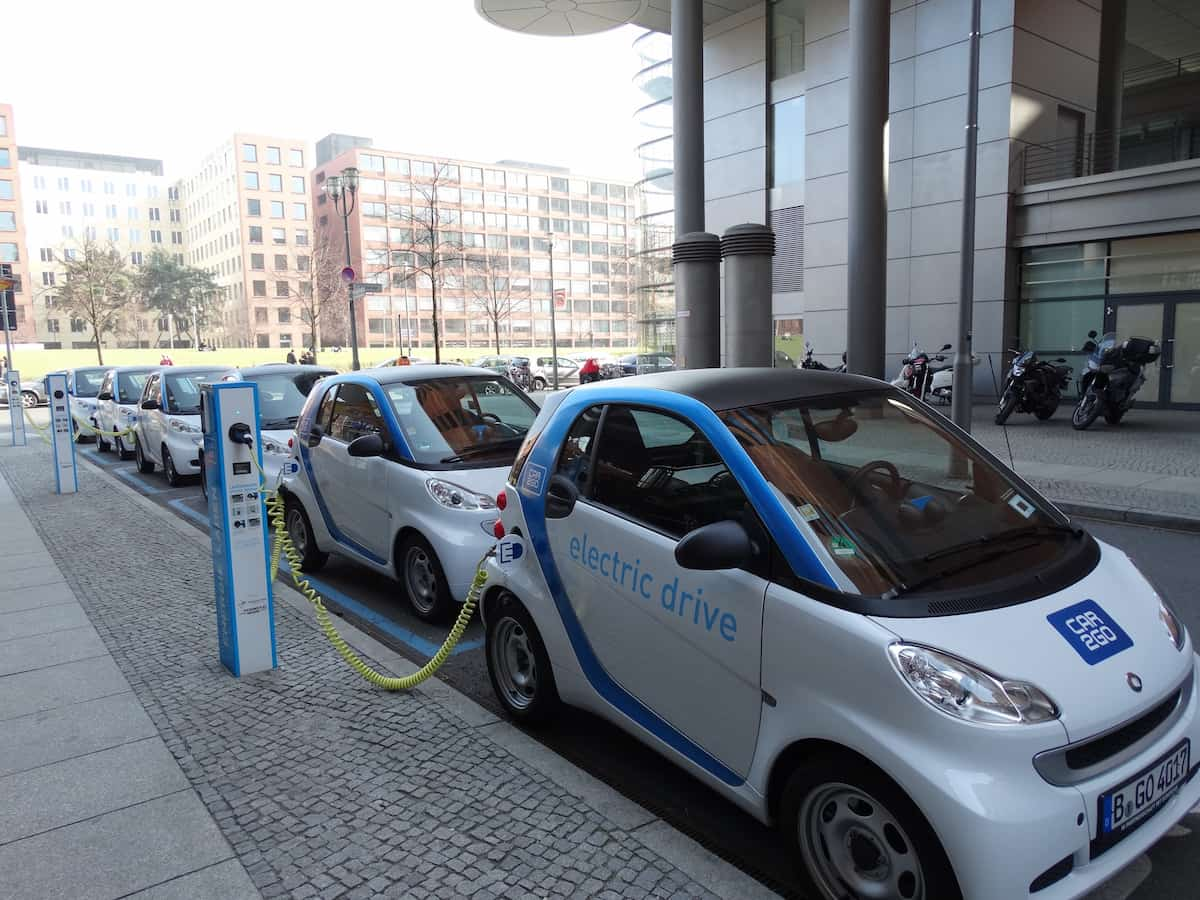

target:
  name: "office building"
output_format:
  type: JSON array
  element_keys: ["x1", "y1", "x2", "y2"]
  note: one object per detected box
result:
[
  {"x1": 0, "y1": 103, "x2": 33, "y2": 343},
  {"x1": 478, "y1": 0, "x2": 1200, "y2": 409},
  {"x1": 313, "y1": 136, "x2": 637, "y2": 356},
  {"x1": 18, "y1": 146, "x2": 184, "y2": 349},
  {"x1": 181, "y1": 133, "x2": 311, "y2": 349}
]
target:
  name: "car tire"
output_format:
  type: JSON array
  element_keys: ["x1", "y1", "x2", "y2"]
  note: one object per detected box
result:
[
  {"x1": 115, "y1": 434, "x2": 134, "y2": 461},
  {"x1": 780, "y1": 754, "x2": 961, "y2": 900},
  {"x1": 532, "y1": 377, "x2": 547, "y2": 391},
  {"x1": 485, "y1": 591, "x2": 561, "y2": 725},
  {"x1": 21, "y1": 391, "x2": 38, "y2": 409},
  {"x1": 96, "y1": 426, "x2": 111, "y2": 453},
  {"x1": 284, "y1": 496, "x2": 328, "y2": 572},
  {"x1": 398, "y1": 533, "x2": 454, "y2": 623},
  {"x1": 135, "y1": 437, "x2": 155, "y2": 473},
  {"x1": 161, "y1": 444, "x2": 183, "y2": 487}
]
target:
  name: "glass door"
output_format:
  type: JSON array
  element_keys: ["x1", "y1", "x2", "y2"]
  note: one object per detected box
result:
[
  {"x1": 1169, "y1": 302, "x2": 1200, "y2": 406},
  {"x1": 1111, "y1": 302, "x2": 1165, "y2": 404}
]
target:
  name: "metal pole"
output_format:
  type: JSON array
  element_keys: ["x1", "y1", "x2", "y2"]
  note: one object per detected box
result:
[
  {"x1": 2, "y1": 292, "x2": 13, "y2": 373},
  {"x1": 547, "y1": 234, "x2": 559, "y2": 389},
  {"x1": 402, "y1": 265, "x2": 412, "y2": 356},
  {"x1": 193, "y1": 306, "x2": 200, "y2": 350},
  {"x1": 340, "y1": 196, "x2": 361, "y2": 371},
  {"x1": 952, "y1": 0, "x2": 982, "y2": 432},
  {"x1": 846, "y1": 0, "x2": 889, "y2": 379}
]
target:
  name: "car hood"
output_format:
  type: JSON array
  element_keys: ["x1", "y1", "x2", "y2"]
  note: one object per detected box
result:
[
  {"x1": 870, "y1": 541, "x2": 1194, "y2": 742},
  {"x1": 433, "y1": 464, "x2": 511, "y2": 500}
]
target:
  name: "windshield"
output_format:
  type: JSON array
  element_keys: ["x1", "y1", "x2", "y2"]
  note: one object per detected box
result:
[
  {"x1": 719, "y1": 390, "x2": 1073, "y2": 598},
  {"x1": 116, "y1": 372, "x2": 150, "y2": 404},
  {"x1": 1013, "y1": 350, "x2": 1035, "y2": 367},
  {"x1": 73, "y1": 369, "x2": 107, "y2": 397},
  {"x1": 163, "y1": 370, "x2": 232, "y2": 415},
  {"x1": 385, "y1": 377, "x2": 538, "y2": 466},
  {"x1": 248, "y1": 371, "x2": 332, "y2": 429},
  {"x1": 1090, "y1": 332, "x2": 1118, "y2": 365}
]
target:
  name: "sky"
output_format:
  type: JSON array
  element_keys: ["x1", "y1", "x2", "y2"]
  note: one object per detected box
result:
[{"x1": 3, "y1": 0, "x2": 646, "y2": 181}]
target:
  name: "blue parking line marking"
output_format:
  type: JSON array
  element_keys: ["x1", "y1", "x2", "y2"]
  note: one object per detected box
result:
[
  {"x1": 113, "y1": 465, "x2": 168, "y2": 494},
  {"x1": 164, "y1": 499, "x2": 480, "y2": 657}
]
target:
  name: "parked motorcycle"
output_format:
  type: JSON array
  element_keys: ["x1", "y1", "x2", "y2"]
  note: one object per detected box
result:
[
  {"x1": 994, "y1": 349, "x2": 1072, "y2": 425},
  {"x1": 892, "y1": 343, "x2": 951, "y2": 403},
  {"x1": 800, "y1": 345, "x2": 847, "y2": 373},
  {"x1": 506, "y1": 359, "x2": 533, "y2": 392},
  {"x1": 1071, "y1": 331, "x2": 1160, "y2": 430}
]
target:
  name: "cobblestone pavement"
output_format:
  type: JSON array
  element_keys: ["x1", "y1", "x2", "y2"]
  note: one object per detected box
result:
[
  {"x1": 0, "y1": 444, "x2": 726, "y2": 900},
  {"x1": 969, "y1": 407, "x2": 1200, "y2": 522}
]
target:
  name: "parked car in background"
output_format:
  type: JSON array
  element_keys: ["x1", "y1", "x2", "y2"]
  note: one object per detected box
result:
[
  {"x1": 94, "y1": 366, "x2": 155, "y2": 459},
  {"x1": 134, "y1": 365, "x2": 237, "y2": 486},
  {"x1": 605, "y1": 352, "x2": 676, "y2": 378},
  {"x1": 531, "y1": 356, "x2": 580, "y2": 390},
  {"x1": 0, "y1": 377, "x2": 48, "y2": 409}
]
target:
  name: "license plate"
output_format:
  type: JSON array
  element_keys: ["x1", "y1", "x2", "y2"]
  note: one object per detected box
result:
[{"x1": 1092, "y1": 739, "x2": 1190, "y2": 857}]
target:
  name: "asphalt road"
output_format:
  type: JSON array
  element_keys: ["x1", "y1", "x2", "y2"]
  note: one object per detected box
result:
[{"x1": 56, "y1": 413, "x2": 1200, "y2": 900}]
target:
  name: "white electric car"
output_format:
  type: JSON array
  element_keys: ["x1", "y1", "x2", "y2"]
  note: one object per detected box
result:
[
  {"x1": 64, "y1": 366, "x2": 110, "y2": 442},
  {"x1": 135, "y1": 365, "x2": 236, "y2": 486},
  {"x1": 481, "y1": 368, "x2": 1198, "y2": 900},
  {"x1": 279, "y1": 365, "x2": 539, "y2": 622},
  {"x1": 93, "y1": 366, "x2": 155, "y2": 459}
]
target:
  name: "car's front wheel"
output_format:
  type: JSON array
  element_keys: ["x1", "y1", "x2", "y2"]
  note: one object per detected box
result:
[
  {"x1": 485, "y1": 591, "x2": 560, "y2": 724},
  {"x1": 532, "y1": 377, "x2": 547, "y2": 391},
  {"x1": 781, "y1": 756, "x2": 961, "y2": 900},
  {"x1": 398, "y1": 533, "x2": 454, "y2": 622},
  {"x1": 135, "y1": 437, "x2": 155, "y2": 473},
  {"x1": 161, "y1": 444, "x2": 183, "y2": 487}
]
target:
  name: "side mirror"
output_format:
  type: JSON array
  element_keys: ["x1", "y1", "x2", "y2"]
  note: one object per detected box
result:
[
  {"x1": 97, "y1": 391, "x2": 112, "y2": 401},
  {"x1": 940, "y1": 343, "x2": 952, "y2": 351},
  {"x1": 545, "y1": 474, "x2": 579, "y2": 519},
  {"x1": 347, "y1": 433, "x2": 384, "y2": 458},
  {"x1": 675, "y1": 520, "x2": 754, "y2": 571},
  {"x1": 141, "y1": 399, "x2": 158, "y2": 410},
  {"x1": 1088, "y1": 330, "x2": 1098, "y2": 338}
]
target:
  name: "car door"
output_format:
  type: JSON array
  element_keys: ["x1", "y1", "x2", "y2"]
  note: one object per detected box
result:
[
  {"x1": 316, "y1": 383, "x2": 393, "y2": 561},
  {"x1": 140, "y1": 375, "x2": 164, "y2": 461},
  {"x1": 541, "y1": 403, "x2": 766, "y2": 779}
]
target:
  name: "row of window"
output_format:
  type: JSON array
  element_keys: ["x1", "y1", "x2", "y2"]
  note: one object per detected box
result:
[
  {"x1": 246, "y1": 198, "x2": 307, "y2": 220},
  {"x1": 249, "y1": 253, "x2": 309, "y2": 272},
  {"x1": 31, "y1": 201, "x2": 180, "y2": 222},
  {"x1": 365, "y1": 295, "x2": 632, "y2": 314},
  {"x1": 364, "y1": 317, "x2": 632, "y2": 335},
  {"x1": 360, "y1": 218, "x2": 627, "y2": 240},
  {"x1": 242, "y1": 144, "x2": 305, "y2": 168},
  {"x1": 248, "y1": 226, "x2": 309, "y2": 246},
  {"x1": 253, "y1": 307, "x2": 296, "y2": 324},
  {"x1": 242, "y1": 172, "x2": 306, "y2": 193},
  {"x1": 353, "y1": 156, "x2": 627, "y2": 201},
  {"x1": 352, "y1": 185, "x2": 629, "y2": 219},
  {"x1": 40, "y1": 224, "x2": 182, "y2": 245},
  {"x1": 36, "y1": 248, "x2": 184, "y2": 280},
  {"x1": 27, "y1": 176, "x2": 178, "y2": 200}
]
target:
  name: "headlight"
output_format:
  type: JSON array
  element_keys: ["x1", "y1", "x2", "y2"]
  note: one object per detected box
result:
[
  {"x1": 426, "y1": 478, "x2": 496, "y2": 511},
  {"x1": 1160, "y1": 599, "x2": 1186, "y2": 651},
  {"x1": 1012, "y1": 365, "x2": 1025, "y2": 376},
  {"x1": 168, "y1": 418, "x2": 201, "y2": 434},
  {"x1": 889, "y1": 643, "x2": 1059, "y2": 725}
]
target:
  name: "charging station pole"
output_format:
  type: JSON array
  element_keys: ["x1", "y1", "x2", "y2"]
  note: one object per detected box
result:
[
  {"x1": 45, "y1": 373, "x2": 77, "y2": 492},
  {"x1": 5, "y1": 369, "x2": 26, "y2": 447},
  {"x1": 201, "y1": 382, "x2": 277, "y2": 677}
]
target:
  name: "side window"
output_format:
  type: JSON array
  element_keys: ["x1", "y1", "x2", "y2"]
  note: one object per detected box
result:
[
  {"x1": 590, "y1": 406, "x2": 752, "y2": 540},
  {"x1": 145, "y1": 375, "x2": 160, "y2": 406},
  {"x1": 552, "y1": 405, "x2": 603, "y2": 494},
  {"x1": 314, "y1": 386, "x2": 336, "y2": 431},
  {"x1": 328, "y1": 383, "x2": 386, "y2": 443},
  {"x1": 100, "y1": 372, "x2": 113, "y2": 397}
]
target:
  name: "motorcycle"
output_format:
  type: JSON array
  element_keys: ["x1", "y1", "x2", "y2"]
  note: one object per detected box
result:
[
  {"x1": 800, "y1": 345, "x2": 847, "y2": 373},
  {"x1": 506, "y1": 360, "x2": 533, "y2": 392},
  {"x1": 892, "y1": 343, "x2": 952, "y2": 403},
  {"x1": 1071, "y1": 330, "x2": 1160, "y2": 430},
  {"x1": 994, "y1": 349, "x2": 1072, "y2": 425}
]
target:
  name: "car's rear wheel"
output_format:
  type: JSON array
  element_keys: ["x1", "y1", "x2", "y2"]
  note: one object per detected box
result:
[
  {"x1": 21, "y1": 391, "x2": 38, "y2": 409},
  {"x1": 96, "y1": 425, "x2": 111, "y2": 453},
  {"x1": 135, "y1": 437, "x2": 155, "y2": 473},
  {"x1": 162, "y1": 444, "x2": 182, "y2": 487},
  {"x1": 485, "y1": 591, "x2": 560, "y2": 724},
  {"x1": 115, "y1": 434, "x2": 134, "y2": 461},
  {"x1": 398, "y1": 533, "x2": 453, "y2": 622},
  {"x1": 781, "y1": 756, "x2": 960, "y2": 900},
  {"x1": 532, "y1": 377, "x2": 547, "y2": 391},
  {"x1": 285, "y1": 496, "x2": 328, "y2": 572}
]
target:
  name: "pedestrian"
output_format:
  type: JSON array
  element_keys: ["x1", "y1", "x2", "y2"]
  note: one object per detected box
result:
[
  {"x1": 579, "y1": 357, "x2": 600, "y2": 384},
  {"x1": 159, "y1": 354, "x2": 173, "y2": 366},
  {"x1": 286, "y1": 349, "x2": 297, "y2": 365}
]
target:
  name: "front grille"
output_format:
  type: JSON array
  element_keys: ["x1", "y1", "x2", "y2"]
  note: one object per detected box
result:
[
  {"x1": 1030, "y1": 855, "x2": 1073, "y2": 893},
  {"x1": 1066, "y1": 689, "x2": 1181, "y2": 770}
]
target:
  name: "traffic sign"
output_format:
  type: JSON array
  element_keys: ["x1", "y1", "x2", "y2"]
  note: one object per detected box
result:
[{"x1": 340, "y1": 266, "x2": 355, "y2": 283}]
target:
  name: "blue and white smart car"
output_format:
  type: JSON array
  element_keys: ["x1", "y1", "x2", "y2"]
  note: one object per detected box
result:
[
  {"x1": 280, "y1": 366, "x2": 539, "y2": 622},
  {"x1": 481, "y1": 368, "x2": 1198, "y2": 900}
]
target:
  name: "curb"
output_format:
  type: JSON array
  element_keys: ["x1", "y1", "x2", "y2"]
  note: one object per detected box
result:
[{"x1": 1055, "y1": 500, "x2": 1200, "y2": 534}]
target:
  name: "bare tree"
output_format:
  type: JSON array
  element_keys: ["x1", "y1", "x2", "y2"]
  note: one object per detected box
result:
[
  {"x1": 468, "y1": 250, "x2": 524, "y2": 355},
  {"x1": 280, "y1": 227, "x2": 347, "y2": 362},
  {"x1": 387, "y1": 163, "x2": 463, "y2": 364},
  {"x1": 55, "y1": 238, "x2": 133, "y2": 365}
]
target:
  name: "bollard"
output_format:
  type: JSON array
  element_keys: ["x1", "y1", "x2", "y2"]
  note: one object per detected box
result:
[
  {"x1": 722, "y1": 224, "x2": 776, "y2": 368},
  {"x1": 672, "y1": 232, "x2": 721, "y2": 370}
]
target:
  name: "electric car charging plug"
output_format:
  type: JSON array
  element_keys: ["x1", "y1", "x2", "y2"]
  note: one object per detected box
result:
[{"x1": 228, "y1": 423, "x2": 254, "y2": 447}]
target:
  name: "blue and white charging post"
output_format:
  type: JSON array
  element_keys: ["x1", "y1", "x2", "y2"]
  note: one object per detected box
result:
[
  {"x1": 5, "y1": 369, "x2": 26, "y2": 447},
  {"x1": 201, "y1": 381, "x2": 277, "y2": 677},
  {"x1": 45, "y1": 373, "x2": 77, "y2": 493}
]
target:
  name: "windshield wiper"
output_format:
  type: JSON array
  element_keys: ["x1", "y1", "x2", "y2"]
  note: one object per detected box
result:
[
  {"x1": 440, "y1": 435, "x2": 525, "y2": 464},
  {"x1": 261, "y1": 416, "x2": 300, "y2": 430}
]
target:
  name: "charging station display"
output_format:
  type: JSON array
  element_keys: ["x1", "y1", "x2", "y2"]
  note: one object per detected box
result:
[
  {"x1": 45, "y1": 373, "x2": 77, "y2": 493},
  {"x1": 202, "y1": 382, "x2": 277, "y2": 677},
  {"x1": 6, "y1": 370, "x2": 26, "y2": 447}
]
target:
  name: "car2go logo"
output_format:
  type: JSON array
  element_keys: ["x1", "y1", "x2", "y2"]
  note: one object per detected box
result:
[{"x1": 1047, "y1": 599, "x2": 1134, "y2": 665}]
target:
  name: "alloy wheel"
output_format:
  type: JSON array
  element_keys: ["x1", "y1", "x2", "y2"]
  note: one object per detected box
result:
[
  {"x1": 403, "y1": 545, "x2": 439, "y2": 615},
  {"x1": 490, "y1": 616, "x2": 538, "y2": 710},
  {"x1": 21, "y1": 392, "x2": 37, "y2": 409},
  {"x1": 798, "y1": 782, "x2": 925, "y2": 900},
  {"x1": 286, "y1": 506, "x2": 309, "y2": 555}
]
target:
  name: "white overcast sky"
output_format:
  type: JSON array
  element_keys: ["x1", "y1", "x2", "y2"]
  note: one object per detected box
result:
[{"x1": 5, "y1": 0, "x2": 645, "y2": 180}]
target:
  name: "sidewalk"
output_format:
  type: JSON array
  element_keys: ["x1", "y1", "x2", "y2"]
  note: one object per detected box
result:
[
  {"x1": 0, "y1": 440, "x2": 774, "y2": 900},
  {"x1": 970, "y1": 407, "x2": 1200, "y2": 529}
]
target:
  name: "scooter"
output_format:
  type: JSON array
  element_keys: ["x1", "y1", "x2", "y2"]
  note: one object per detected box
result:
[
  {"x1": 1072, "y1": 330, "x2": 1160, "y2": 430},
  {"x1": 994, "y1": 349, "x2": 1072, "y2": 425}
]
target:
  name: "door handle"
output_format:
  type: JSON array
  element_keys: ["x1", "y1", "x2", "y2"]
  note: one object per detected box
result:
[{"x1": 545, "y1": 474, "x2": 579, "y2": 519}]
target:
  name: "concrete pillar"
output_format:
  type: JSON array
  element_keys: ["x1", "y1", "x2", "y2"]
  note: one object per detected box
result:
[
  {"x1": 672, "y1": 0, "x2": 705, "y2": 236},
  {"x1": 672, "y1": 233, "x2": 721, "y2": 369},
  {"x1": 846, "y1": 0, "x2": 889, "y2": 379},
  {"x1": 722, "y1": 224, "x2": 776, "y2": 368},
  {"x1": 1095, "y1": 0, "x2": 1127, "y2": 174}
]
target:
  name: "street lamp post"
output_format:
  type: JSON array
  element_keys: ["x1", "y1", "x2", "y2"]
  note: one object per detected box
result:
[
  {"x1": 399, "y1": 262, "x2": 412, "y2": 357},
  {"x1": 324, "y1": 167, "x2": 362, "y2": 371},
  {"x1": 547, "y1": 232, "x2": 560, "y2": 390}
]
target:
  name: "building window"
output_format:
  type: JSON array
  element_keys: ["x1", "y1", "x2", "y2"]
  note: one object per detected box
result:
[
  {"x1": 291, "y1": 203, "x2": 306, "y2": 220},
  {"x1": 252, "y1": 280, "x2": 267, "y2": 297},
  {"x1": 43, "y1": 271, "x2": 56, "y2": 287},
  {"x1": 149, "y1": 207, "x2": 161, "y2": 221},
  {"x1": 251, "y1": 253, "x2": 265, "y2": 270},
  {"x1": 150, "y1": 230, "x2": 162, "y2": 243},
  {"x1": 172, "y1": 231, "x2": 183, "y2": 245},
  {"x1": 296, "y1": 255, "x2": 310, "y2": 272},
  {"x1": 249, "y1": 226, "x2": 263, "y2": 243},
  {"x1": 169, "y1": 209, "x2": 181, "y2": 223},
  {"x1": 274, "y1": 254, "x2": 287, "y2": 270},
  {"x1": 46, "y1": 318, "x2": 59, "y2": 333},
  {"x1": 770, "y1": 95, "x2": 806, "y2": 188},
  {"x1": 71, "y1": 317, "x2": 87, "y2": 333},
  {"x1": 0, "y1": 243, "x2": 17, "y2": 262},
  {"x1": 279, "y1": 333, "x2": 293, "y2": 348},
  {"x1": 57, "y1": 176, "x2": 70, "y2": 190},
  {"x1": 126, "y1": 183, "x2": 137, "y2": 197},
  {"x1": 35, "y1": 200, "x2": 48, "y2": 214},
  {"x1": 361, "y1": 153, "x2": 385, "y2": 172},
  {"x1": 291, "y1": 175, "x2": 305, "y2": 194},
  {"x1": 254, "y1": 307, "x2": 269, "y2": 324},
  {"x1": 289, "y1": 148, "x2": 304, "y2": 167},
  {"x1": 244, "y1": 171, "x2": 260, "y2": 190},
  {"x1": 294, "y1": 229, "x2": 309, "y2": 246},
  {"x1": 243, "y1": 143, "x2": 257, "y2": 162},
  {"x1": 271, "y1": 227, "x2": 286, "y2": 245},
  {"x1": 0, "y1": 211, "x2": 14, "y2": 231},
  {"x1": 0, "y1": 180, "x2": 11, "y2": 201},
  {"x1": 256, "y1": 333, "x2": 270, "y2": 348},
  {"x1": 277, "y1": 307, "x2": 291, "y2": 324},
  {"x1": 248, "y1": 198, "x2": 261, "y2": 216},
  {"x1": 269, "y1": 173, "x2": 283, "y2": 192},
  {"x1": 266, "y1": 146, "x2": 281, "y2": 165},
  {"x1": 58, "y1": 201, "x2": 71, "y2": 215},
  {"x1": 130, "y1": 251, "x2": 143, "y2": 265},
  {"x1": 275, "y1": 281, "x2": 289, "y2": 297},
  {"x1": 270, "y1": 201, "x2": 285, "y2": 218}
]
